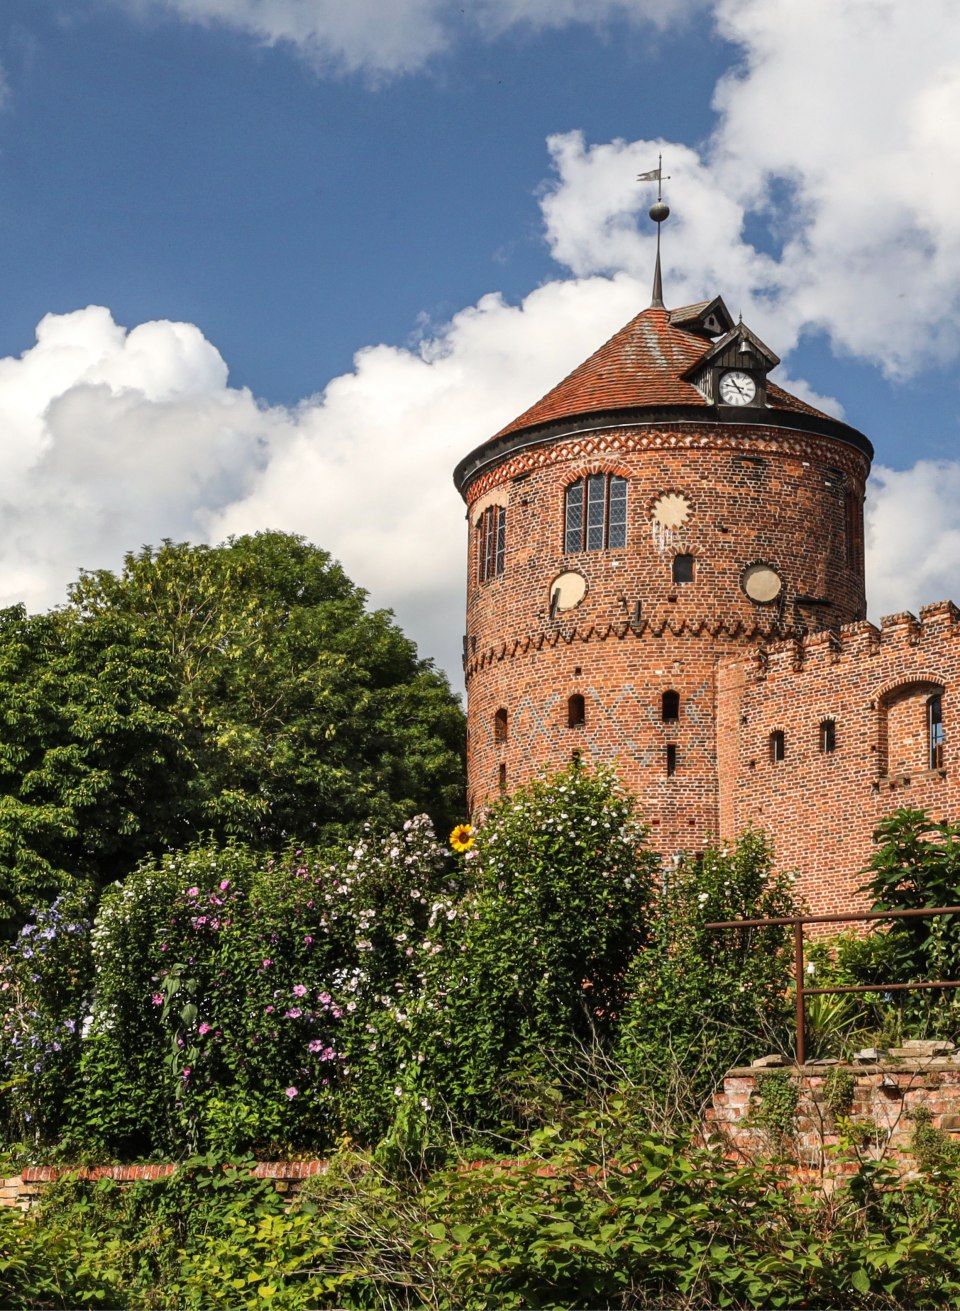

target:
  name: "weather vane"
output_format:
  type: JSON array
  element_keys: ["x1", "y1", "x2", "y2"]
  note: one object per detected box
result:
[{"x1": 637, "y1": 154, "x2": 670, "y2": 308}]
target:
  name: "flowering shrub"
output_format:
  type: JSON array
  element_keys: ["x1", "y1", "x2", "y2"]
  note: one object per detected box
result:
[
  {"x1": 616, "y1": 831, "x2": 802, "y2": 1111},
  {"x1": 64, "y1": 820, "x2": 460, "y2": 1157},
  {"x1": 0, "y1": 892, "x2": 93, "y2": 1144}
]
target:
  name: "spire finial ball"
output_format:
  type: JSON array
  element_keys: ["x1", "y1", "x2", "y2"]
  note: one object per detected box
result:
[{"x1": 649, "y1": 200, "x2": 670, "y2": 224}]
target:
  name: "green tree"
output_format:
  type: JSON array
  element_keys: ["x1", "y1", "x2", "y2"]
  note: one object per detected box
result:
[{"x1": 0, "y1": 533, "x2": 465, "y2": 923}]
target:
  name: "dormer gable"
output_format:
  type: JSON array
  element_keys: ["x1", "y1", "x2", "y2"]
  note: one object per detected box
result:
[
  {"x1": 668, "y1": 296, "x2": 735, "y2": 340},
  {"x1": 683, "y1": 320, "x2": 781, "y2": 408}
]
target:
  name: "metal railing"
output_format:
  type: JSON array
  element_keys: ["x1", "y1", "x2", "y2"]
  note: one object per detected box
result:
[{"x1": 705, "y1": 905, "x2": 960, "y2": 1066}]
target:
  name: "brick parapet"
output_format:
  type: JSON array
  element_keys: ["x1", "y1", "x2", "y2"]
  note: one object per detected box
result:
[
  {"x1": 706, "y1": 1061, "x2": 960, "y2": 1177},
  {"x1": 719, "y1": 602, "x2": 960, "y2": 912}
]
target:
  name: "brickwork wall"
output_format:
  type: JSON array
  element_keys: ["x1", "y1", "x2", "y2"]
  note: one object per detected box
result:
[
  {"x1": 463, "y1": 418, "x2": 869, "y2": 863},
  {"x1": 719, "y1": 602, "x2": 960, "y2": 914},
  {"x1": 706, "y1": 1059, "x2": 960, "y2": 1178}
]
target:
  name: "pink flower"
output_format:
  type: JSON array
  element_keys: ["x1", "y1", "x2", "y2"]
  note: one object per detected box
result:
[
  {"x1": 292, "y1": 984, "x2": 308, "y2": 998},
  {"x1": 151, "y1": 993, "x2": 163, "y2": 1006},
  {"x1": 285, "y1": 1086, "x2": 298, "y2": 1099},
  {"x1": 318, "y1": 992, "x2": 331, "y2": 1006},
  {"x1": 187, "y1": 887, "x2": 199, "y2": 898},
  {"x1": 181, "y1": 1067, "x2": 192, "y2": 1080},
  {"x1": 219, "y1": 880, "x2": 231, "y2": 891},
  {"x1": 262, "y1": 959, "x2": 273, "y2": 969},
  {"x1": 265, "y1": 1005, "x2": 274, "y2": 1014},
  {"x1": 285, "y1": 1007, "x2": 302, "y2": 1019},
  {"x1": 198, "y1": 1022, "x2": 212, "y2": 1036},
  {"x1": 303, "y1": 936, "x2": 313, "y2": 946}
]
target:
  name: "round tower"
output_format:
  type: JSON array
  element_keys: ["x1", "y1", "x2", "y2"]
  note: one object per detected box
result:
[{"x1": 454, "y1": 275, "x2": 873, "y2": 853}]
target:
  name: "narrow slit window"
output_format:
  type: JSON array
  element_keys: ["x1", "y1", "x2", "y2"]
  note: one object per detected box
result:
[
  {"x1": 564, "y1": 475, "x2": 628, "y2": 552},
  {"x1": 568, "y1": 694, "x2": 586, "y2": 728},
  {"x1": 666, "y1": 744, "x2": 677, "y2": 776},
  {"x1": 929, "y1": 695, "x2": 945, "y2": 769},
  {"x1": 672, "y1": 554, "x2": 695, "y2": 584},
  {"x1": 498, "y1": 763, "x2": 507, "y2": 792},
  {"x1": 820, "y1": 720, "x2": 836, "y2": 753},
  {"x1": 662, "y1": 690, "x2": 680, "y2": 722},
  {"x1": 494, "y1": 708, "x2": 508, "y2": 743},
  {"x1": 770, "y1": 730, "x2": 785, "y2": 764}
]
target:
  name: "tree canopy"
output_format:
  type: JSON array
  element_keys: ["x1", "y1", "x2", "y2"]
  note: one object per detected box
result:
[{"x1": 0, "y1": 533, "x2": 465, "y2": 923}]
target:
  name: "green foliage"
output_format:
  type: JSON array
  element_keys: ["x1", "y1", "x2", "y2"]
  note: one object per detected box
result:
[
  {"x1": 56, "y1": 819, "x2": 459, "y2": 1157},
  {"x1": 0, "y1": 533, "x2": 465, "y2": 923},
  {"x1": 910, "y1": 1107, "x2": 960, "y2": 1174},
  {"x1": 824, "y1": 1068, "x2": 856, "y2": 1118},
  {"x1": 7, "y1": 1110, "x2": 960, "y2": 1309},
  {"x1": 400, "y1": 762, "x2": 658, "y2": 1127},
  {"x1": 750, "y1": 1072, "x2": 799, "y2": 1140},
  {"x1": 617, "y1": 831, "x2": 801, "y2": 1111},
  {"x1": 0, "y1": 892, "x2": 93, "y2": 1145}
]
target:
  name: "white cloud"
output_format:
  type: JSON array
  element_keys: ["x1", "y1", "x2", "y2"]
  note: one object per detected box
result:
[
  {"x1": 866, "y1": 462, "x2": 960, "y2": 622},
  {"x1": 117, "y1": 0, "x2": 701, "y2": 77}
]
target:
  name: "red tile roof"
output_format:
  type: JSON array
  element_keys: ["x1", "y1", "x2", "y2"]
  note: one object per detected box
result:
[{"x1": 492, "y1": 304, "x2": 832, "y2": 440}]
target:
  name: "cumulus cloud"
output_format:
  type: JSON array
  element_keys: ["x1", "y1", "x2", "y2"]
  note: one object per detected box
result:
[
  {"x1": 866, "y1": 463, "x2": 960, "y2": 623},
  {"x1": 117, "y1": 0, "x2": 700, "y2": 77}
]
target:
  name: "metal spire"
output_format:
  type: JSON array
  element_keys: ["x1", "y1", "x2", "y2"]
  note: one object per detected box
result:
[{"x1": 638, "y1": 154, "x2": 670, "y2": 308}]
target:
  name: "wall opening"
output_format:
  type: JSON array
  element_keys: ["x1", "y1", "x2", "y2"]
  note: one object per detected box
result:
[
  {"x1": 494, "y1": 707, "x2": 508, "y2": 743},
  {"x1": 770, "y1": 730, "x2": 785, "y2": 764},
  {"x1": 498, "y1": 763, "x2": 507, "y2": 791},
  {"x1": 662, "y1": 690, "x2": 680, "y2": 721},
  {"x1": 672, "y1": 554, "x2": 695, "y2": 584},
  {"x1": 820, "y1": 720, "x2": 836, "y2": 753},
  {"x1": 568, "y1": 694, "x2": 586, "y2": 728},
  {"x1": 666, "y1": 744, "x2": 677, "y2": 776},
  {"x1": 879, "y1": 682, "x2": 944, "y2": 776},
  {"x1": 929, "y1": 694, "x2": 945, "y2": 769}
]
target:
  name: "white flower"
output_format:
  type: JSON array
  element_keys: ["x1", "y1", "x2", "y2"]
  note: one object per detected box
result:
[{"x1": 806, "y1": 962, "x2": 816, "y2": 975}]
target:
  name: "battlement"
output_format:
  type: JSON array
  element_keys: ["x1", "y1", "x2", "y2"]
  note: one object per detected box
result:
[{"x1": 739, "y1": 601, "x2": 960, "y2": 685}]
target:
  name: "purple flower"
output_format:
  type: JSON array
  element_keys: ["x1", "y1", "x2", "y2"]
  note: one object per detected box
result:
[
  {"x1": 285, "y1": 1086, "x2": 298, "y2": 1099},
  {"x1": 285, "y1": 1008, "x2": 302, "y2": 1019},
  {"x1": 151, "y1": 993, "x2": 163, "y2": 1006},
  {"x1": 304, "y1": 936, "x2": 314, "y2": 946}
]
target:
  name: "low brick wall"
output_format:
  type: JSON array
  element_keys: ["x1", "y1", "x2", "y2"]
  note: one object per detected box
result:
[
  {"x1": 706, "y1": 1058, "x2": 960, "y2": 1175},
  {"x1": 0, "y1": 1160, "x2": 328, "y2": 1210}
]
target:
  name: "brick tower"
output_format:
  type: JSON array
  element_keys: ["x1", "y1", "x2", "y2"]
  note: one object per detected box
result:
[{"x1": 454, "y1": 251, "x2": 873, "y2": 856}]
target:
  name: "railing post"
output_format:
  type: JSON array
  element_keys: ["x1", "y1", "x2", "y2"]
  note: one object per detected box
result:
[{"x1": 794, "y1": 920, "x2": 805, "y2": 1067}]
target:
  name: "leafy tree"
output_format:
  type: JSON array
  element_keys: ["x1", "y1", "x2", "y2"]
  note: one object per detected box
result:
[{"x1": 0, "y1": 533, "x2": 465, "y2": 923}]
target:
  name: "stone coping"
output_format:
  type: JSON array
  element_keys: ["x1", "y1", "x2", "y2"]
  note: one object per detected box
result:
[
  {"x1": 726, "y1": 1059, "x2": 960, "y2": 1077},
  {"x1": 21, "y1": 1160, "x2": 328, "y2": 1184}
]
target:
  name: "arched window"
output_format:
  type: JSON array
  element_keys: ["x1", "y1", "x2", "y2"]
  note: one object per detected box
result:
[
  {"x1": 769, "y1": 730, "x2": 785, "y2": 763},
  {"x1": 662, "y1": 690, "x2": 680, "y2": 721},
  {"x1": 564, "y1": 474, "x2": 627, "y2": 553},
  {"x1": 494, "y1": 708, "x2": 508, "y2": 743},
  {"x1": 568, "y1": 694, "x2": 586, "y2": 728},
  {"x1": 820, "y1": 720, "x2": 836, "y2": 753},
  {"x1": 477, "y1": 504, "x2": 507, "y2": 582},
  {"x1": 672, "y1": 554, "x2": 695, "y2": 584},
  {"x1": 929, "y1": 694, "x2": 945, "y2": 769},
  {"x1": 879, "y1": 682, "x2": 944, "y2": 776}
]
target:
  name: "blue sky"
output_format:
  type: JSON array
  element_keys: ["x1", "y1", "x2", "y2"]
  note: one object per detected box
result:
[{"x1": 0, "y1": 0, "x2": 958, "y2": 687}]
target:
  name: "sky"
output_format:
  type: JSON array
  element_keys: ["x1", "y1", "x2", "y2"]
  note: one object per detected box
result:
[{"x1": 0, "y1": 0, "x2": 958, "y2": 690}]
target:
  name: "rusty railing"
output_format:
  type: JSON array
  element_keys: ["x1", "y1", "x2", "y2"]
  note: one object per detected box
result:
[{"x1": 705, "y1": 905, "x2": 960, "y2": 1066}]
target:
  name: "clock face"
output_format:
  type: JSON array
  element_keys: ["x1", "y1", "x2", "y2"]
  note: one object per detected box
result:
[{"x1": 719, "y1": 370, "x2": 757, "y2": 406}]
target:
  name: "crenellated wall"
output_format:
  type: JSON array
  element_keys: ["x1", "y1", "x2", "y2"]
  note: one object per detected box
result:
[{"x1": 718, "y1": 601, "x2": 960, "y2": 911}]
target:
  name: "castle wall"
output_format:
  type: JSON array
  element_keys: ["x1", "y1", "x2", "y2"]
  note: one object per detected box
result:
[
  {"x1": 719, "y1": 602, "x2": 960, "y2": 913},
  {"x1": 463, "y1": 419, "x2": 870, "y2": 861}
]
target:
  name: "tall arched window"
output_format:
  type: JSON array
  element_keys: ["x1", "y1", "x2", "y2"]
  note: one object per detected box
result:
[
  {"x1": 494, "y1": 708, "x2": 508, "y2": 743},
  {"x1": 477, "y1": 504, "x2": 506, "y2": 582},
  {"x1": 879, "y1": 682, "x2": 944, "y2": 776},
  {"x1": 564, "y1": 474, "x2": 627, "y2": 552},
  {"x1": 769, "y1": 730, "x2": 785, "y2": 763},
  {"x1": 672, "y1": 554, "x2": 695, "y2": 584},
  {"x1": 662, "y1": 690, "x2": 680, "y2": 722},
  {"x1": 819, "y1": 720, "x2": 836, "y2": 753},
  {"x1": 568, "y1": 694, "x2": 586, "y2": 727}
]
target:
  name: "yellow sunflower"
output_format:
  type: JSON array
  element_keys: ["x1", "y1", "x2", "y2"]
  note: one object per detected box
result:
[{"x1": 449, "y1": 823, "x2": 475, "y2": 853}]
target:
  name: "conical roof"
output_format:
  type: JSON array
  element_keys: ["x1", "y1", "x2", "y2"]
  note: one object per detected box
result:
[{"x1": 492, "y1": 303, "x2": 831, "y2": 443}]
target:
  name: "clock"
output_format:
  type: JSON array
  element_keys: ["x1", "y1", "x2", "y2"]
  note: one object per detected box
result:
[{"x1": 719, "y1": 370, "x2": 757, "y2": 406}]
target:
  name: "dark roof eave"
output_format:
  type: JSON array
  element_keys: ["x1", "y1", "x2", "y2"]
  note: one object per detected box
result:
[{"x1": 453, "y1": 404, "x2": 874, "y2": 496}]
